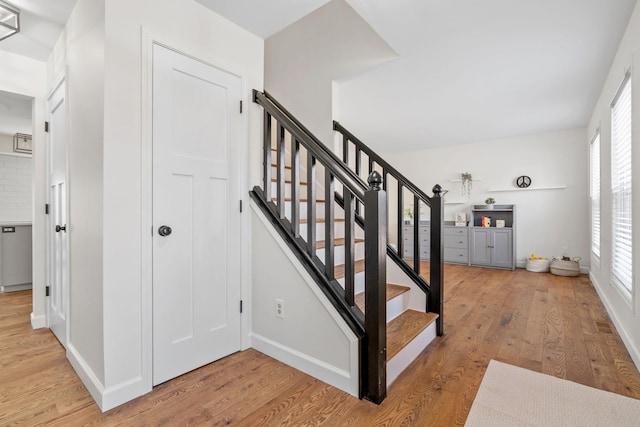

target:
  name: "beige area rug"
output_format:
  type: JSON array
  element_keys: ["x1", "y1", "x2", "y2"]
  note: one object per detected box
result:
[{"x1": 465, "y1": 360, "x2": 640, "y2": 426}]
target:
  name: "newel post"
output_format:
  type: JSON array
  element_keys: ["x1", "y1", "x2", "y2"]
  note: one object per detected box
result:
[
  {"x1": 364, "y1": 171, "x2": 387, "y2": 403},
  {"x1": 430, "y1": 184, "x2": 444, "y2": 336}
]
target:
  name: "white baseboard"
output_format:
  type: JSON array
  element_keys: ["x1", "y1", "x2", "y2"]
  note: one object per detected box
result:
[
  {"x1": 67, "y1": 343, "x2": 106, "y2": 411},
  {"x1": 30, "y1": 312, "x2": 46, "y2": 329},
  {"x1": 102, "y1": 376, "x2": 148, "y2": 412},
  {"x1": 1, "y1": 283, "x2": 32, "y2": 293},
  {"x1": 250, "y1": 332, "x2": 358, "y2": 397},
  {"x1": 589, "y1": 272, "x2": 640, "y2": 371},
  {"x1": 67, "y1": 343, "x2": 149, "y2": 412}
]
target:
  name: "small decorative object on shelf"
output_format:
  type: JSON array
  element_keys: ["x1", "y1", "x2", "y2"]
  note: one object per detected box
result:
[
  {"x1": 461, "y1": 172, "x2": 472, "y2": 197},
  {"x1": 484, "y1": 197, "x2": 495, "y2": 209},
  {"x1": 496, "y1": 219, "x2": 505, "y2": 228},
  {"x1": 516, "y1": 175, "x2": 532, "y2": 188},
  {"x1": 13, "y1": 133, "x2": 32, "y2": 154},
  {"x1": 404, "y1": 207, "x2": 413, "y2": 224},
  {"x1": 455, "y1": 212, "x2": 466, "y2": 227}
]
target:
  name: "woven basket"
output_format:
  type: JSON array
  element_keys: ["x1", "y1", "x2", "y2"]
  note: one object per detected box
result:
[
  {"x1": 550, "y1": 257, "x2": 581, "y2": 277},
  {"x1": 526, "y1": 258, "x2": 550, "y2": 273}
]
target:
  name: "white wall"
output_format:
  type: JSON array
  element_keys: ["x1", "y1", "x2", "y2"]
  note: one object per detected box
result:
[
  {"x1": 250, "y1": 203, "x2": 359, "y2": 396},
  {"x1": 381, "y1": 128, "x2": 589, "y2": 267},
  {"x1": 0, "y1": 50, "x2": 47, "y2": 328},
  {"x1": 587, "y1": 1, "x2": 640, "y2": 369},
  {"x1": 45, "y1": 0, "x2": 264, "y2": 411},
  {"x1": 48, "y1": 0, "x2": 107, "y2": 392},
  {"x1": 0, "y1": 152, "x2": 32, "y2": 221},
  {"x1": 98, "y1": 0, "x2": 263, "y2": 410},
  {"x1": 265, "y1": 0, "x2": 396, "y2": 145}
]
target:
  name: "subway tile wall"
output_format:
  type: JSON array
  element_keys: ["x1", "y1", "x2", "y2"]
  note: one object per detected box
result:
[{"x1": 0, "y1": 154, "x2": 32, "y2": 221}]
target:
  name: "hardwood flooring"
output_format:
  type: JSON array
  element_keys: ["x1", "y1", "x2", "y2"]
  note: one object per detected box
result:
[{"x1": 1, "y1": 265, "x2": 639, "y2": 426}]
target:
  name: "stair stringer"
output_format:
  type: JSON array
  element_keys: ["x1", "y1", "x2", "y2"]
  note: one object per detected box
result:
[{"x1": 250, "y1": 201, "x2": 360, "y2": 397}]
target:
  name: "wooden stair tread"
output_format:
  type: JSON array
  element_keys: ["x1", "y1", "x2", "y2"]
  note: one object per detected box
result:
[
  {"x1": 354, "y1": 283, "x2": 410, "y2": 312},
  {"x1": 300, "y1": 218, "x2": 345, "y2": 224},
  {"x1": 386, "y1": 310, "x2": 439, "y2": 361},
  {"x1": 334, "y1": 259, "x2": 365, "y2": 279},
  {"x1": 271, "y1": 179, "x2": 308, "y2": 185},
  {"x1": 270, "y1": 163, "x2": 292, "y2": 169},
  {"x1": 271, "y1": 197, "x2": 325, "y2": 203},
  {"x1": 316, "y1": 237, "x2": 364, "y2": 250}
]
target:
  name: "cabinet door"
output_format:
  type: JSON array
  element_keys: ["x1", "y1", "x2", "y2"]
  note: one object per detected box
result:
[
  {"x1": 470, "y1": 228, "x2": 491, "y2": 265},
  {"x1": 491, "y1": 229, "x2": 513, "y2": 268},
  {"x1": 2, "y1": 226, "x2": 32, "y2": 286}
]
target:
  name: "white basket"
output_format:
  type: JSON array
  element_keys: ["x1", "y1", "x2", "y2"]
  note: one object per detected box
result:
[
  {"x1": 526, "y1": 258, "x2": 550, "y2": 273},
  {"x1": 550, "y1": 257, "x2": 581, "y2": 277}
]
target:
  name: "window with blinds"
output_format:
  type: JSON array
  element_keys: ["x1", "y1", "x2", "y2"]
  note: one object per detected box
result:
[
  {"x1": 611, "y1": 73, "x2": 632, "y2": 297},
  {"x1": 590, "y1": 131, "x2": 601, "y2": 259}
]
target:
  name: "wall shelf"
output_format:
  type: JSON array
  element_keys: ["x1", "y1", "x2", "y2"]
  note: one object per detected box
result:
[
  {"x1": 487, "y1": 185, "x2": 566, "y2": 193},
  {"x1": 444, "y1": 201, "x2": 466, "y2": 205}
]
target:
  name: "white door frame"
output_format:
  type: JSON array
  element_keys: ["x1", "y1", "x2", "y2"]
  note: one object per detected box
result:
[
  {"x1": 45, "y1": 72, "x2": 70, "y2": 345},
  {"x1": 140, "y1": 32, "x2": 251, "y2": 391}
]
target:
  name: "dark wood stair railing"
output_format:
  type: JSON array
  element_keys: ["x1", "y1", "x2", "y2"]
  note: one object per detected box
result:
[
  {"x1": 333, "y1": 121, "x2": 444, "y2": 336},
  {"x1": 252, "y1": 90, "x2": 389, "y2": 403}
]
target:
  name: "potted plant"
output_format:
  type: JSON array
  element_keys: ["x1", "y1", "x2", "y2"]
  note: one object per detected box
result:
[
  {"x1": 484, "y1": 197, "x2": 496, "y2": 209},
  {"x1": 404, "y1": 208, "x2": 413, "y2": 224}
]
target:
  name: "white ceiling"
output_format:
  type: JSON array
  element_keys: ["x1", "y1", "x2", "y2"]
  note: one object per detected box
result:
[
  {"x1": 195, "y1": 0, "x2": 330, "y2": 39},
  {"x1": 200, "y1": 0, "x2": 638, "y2": 150},
  {"x1": 0, "y1": 0, "x2": 78, "y2": 61},
  {"x1": 0, "y1": 0, "x2": 636, "y2": 150}
]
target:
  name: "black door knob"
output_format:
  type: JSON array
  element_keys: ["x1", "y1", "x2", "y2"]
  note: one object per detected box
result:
[
  {"x1": 158, "y1": 225, "x2": 172, "y2": 236},
  {"x1": 55, "y1": 224, "x2": 66, "y2": 233}
]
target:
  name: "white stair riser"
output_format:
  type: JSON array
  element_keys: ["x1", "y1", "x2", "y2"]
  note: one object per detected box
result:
[
  {"x1": 316, "y1": 242, "x2": 365, "y2": 265},
  {"x1": 386, "y1": 291, "x2": 410, "y2": 322},
  {"x1": 270, "y1": 165, "x2": 292, "y2": 181},
  {"x1": 270, "y1": 181, "x2": 308, "y2": 198},
  {"x1": 386, "y1": 321, "x2": 437, "y2": 387},
  {"x1": 336, "y1": 271, "x2": 365, "y2": 295},
  {"x1": 299, "y1": 221, "x2": 345, "y2": 240}
]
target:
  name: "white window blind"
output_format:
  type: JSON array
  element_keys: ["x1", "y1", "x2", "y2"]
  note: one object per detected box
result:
[
  {"x1": 611, "y1": 73, "x2": 632, "y2": 296},
  {"x1": 590, "y1": 131, "x2": 601, "y2": 258}
]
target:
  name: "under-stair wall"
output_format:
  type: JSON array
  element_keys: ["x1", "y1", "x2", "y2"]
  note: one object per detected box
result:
[
  {"x1": 250, "y1": 203, "x2": 360, "y2": 396},
  {"x1": 251, "y1": 90, "x2": 443, "y2": 403}
]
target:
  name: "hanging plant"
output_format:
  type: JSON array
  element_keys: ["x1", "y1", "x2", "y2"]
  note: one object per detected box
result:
[{"x1": 461, "y1": 172, "x2": 473, "y2": 198}]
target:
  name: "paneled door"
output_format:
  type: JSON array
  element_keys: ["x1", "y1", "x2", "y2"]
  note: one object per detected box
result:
[
  {"x1": 152, "y1": 44, "x2": 242, "y2": 385},
  {"x1": 47, "y1": 78, "x2": 69, "y2": 347}
]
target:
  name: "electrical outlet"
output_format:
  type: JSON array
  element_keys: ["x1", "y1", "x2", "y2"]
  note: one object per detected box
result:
[{"x1": 275, "y1": 299, "x2": 284, "y2": 319}]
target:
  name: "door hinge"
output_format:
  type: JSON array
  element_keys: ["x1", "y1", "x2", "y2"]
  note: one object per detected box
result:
[
  {"x1": 240, "y1": 100, "x2": 243, "y2": 114},
  {"x1": 240, "y1": 300, "x2": 243, "y2": 313},
  {"x1": 240, "y1": 200, "x2": 243, "y2": 213},
  {"x1": 45, "y1": 121, "x2": 49, "y2": 132},
  {"x1": 45, "y1": 203, "x2": 49, "y2": 214},
  {"x1": 46, "y1": 286, "x2": 50, "y2": 296}
]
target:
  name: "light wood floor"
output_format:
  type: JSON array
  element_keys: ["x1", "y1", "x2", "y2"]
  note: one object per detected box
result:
[{"x1": 2, "y1": 265, "x2": 640, "y2": 426}]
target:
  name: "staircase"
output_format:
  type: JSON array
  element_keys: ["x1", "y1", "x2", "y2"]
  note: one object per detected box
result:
[{"x1": 251, "y1": 90, "x2": 444, "y2": 404}]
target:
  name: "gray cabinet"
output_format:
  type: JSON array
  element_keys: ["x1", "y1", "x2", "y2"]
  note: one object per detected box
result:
[
  {"x1": 443, "y1": 226, "x2": 469, "y2": 264},
  {"x1": 401, "y1": 225, "x2": 430, "y2": 261},
  {"x1": 469, "y1": 204, "x2": 516, "y2": 270},
  {"x1": 0, "y1": 225, "x2": 32, "y2": 292},
  {"x1": 470, "y1": 228, "x2": 513, "y2": 269}
]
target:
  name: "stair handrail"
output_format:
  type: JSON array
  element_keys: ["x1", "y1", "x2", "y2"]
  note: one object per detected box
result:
[
  {"x1": 252, "y1": 90, "x2": 388, "y2": 403},
  {"x1": 333, "y1": 121, "x2": 444, "y2": 336},
  {"x1": 260, "y1": 95, "x2": 443, "y2": 333}
]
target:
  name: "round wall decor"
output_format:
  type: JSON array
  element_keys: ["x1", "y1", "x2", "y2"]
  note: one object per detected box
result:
[{"x1": 516, "y1": 175, "x2": 532, "y2": 188}]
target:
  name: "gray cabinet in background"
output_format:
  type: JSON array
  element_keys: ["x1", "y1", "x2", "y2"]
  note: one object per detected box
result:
[
  {"x1": 0, "y1": 224, "x2": 32, "y2": 292},
  {"x1": 443, "y1": 226, "x2": 469, "y2": 264},
  {"x1": 469, "y1": 204, "x2": 516, "y2": 270}
]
